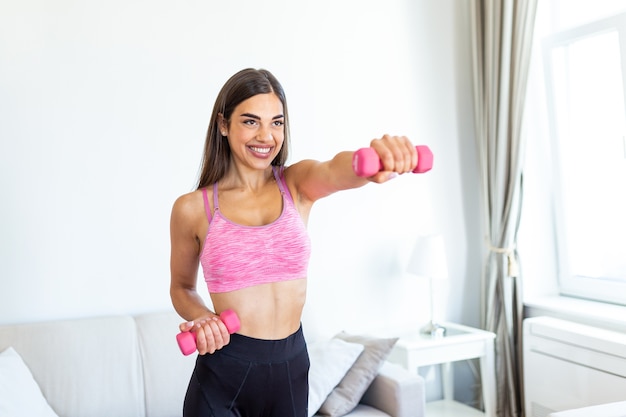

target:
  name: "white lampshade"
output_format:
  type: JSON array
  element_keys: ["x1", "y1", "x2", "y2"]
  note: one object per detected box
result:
[{"x1": 406, "y1": 234, "x2": 449, "y2": 280}]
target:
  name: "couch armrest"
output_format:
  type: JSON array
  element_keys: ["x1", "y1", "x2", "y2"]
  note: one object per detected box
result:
[{"x1": 359, "y1": 361, "x2": 425, "y2": 417}]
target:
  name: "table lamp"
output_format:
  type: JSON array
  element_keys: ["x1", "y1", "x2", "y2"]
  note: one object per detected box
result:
[{"x1": 406, "y1": 233, "x2": 449, "y2": 336}]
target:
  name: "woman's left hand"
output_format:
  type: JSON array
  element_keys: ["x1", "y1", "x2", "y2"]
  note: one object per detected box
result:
[{"x1": 367, "y1": 134, "x2": 418, "y2": 183}]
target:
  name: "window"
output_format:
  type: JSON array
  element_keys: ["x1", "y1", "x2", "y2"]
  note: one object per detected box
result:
[{"x1": 538, "y1": 8, "x2": 626, "y2": 305}]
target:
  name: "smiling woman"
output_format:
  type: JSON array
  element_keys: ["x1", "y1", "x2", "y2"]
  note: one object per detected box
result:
[{"x1": 168, "y1": 68, "x2": 422, "y2": 417}]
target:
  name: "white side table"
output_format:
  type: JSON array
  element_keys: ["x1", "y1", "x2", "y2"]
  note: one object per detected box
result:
[{"x1": 386, "y1": 322, "x2": 496, "y2": 417}]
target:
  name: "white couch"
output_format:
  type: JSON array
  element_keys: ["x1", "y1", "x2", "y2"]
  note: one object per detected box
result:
[{"x1": 0, "y1": 311, "x2": 425, "y2": 417}]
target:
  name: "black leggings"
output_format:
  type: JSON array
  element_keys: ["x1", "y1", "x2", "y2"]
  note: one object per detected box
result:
[{"x1": 183, "y1": 326, "x2": 310, "y2": 417}]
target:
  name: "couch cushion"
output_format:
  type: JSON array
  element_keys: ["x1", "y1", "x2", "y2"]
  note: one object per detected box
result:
[
  {"x1": 360, "y1": 362, "x2": 426, "y2": 417},
  {"x1": 135, "y1": 311, "x2": 197, "y2": 417},
  {"x1": 0, "y1": 315, "x2": 145, "y2": 417}
]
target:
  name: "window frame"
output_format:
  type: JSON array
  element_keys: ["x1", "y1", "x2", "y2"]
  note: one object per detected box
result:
[{"x1": 542, "y1": 12, "x2": 626, "y2": 306}]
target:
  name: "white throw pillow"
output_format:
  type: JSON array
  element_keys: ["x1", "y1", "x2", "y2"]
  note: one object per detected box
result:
[
  {"x1": 0, "y1": 347, "x2": 59, "y2": 417},
  {"x1": 307, "y1": 338, "x2": 364, "y2": 417}
]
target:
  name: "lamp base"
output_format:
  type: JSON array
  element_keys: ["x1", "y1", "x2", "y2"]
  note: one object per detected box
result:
[{"x1": 420, "y1": 321, "x2": 446, "y2": 338}]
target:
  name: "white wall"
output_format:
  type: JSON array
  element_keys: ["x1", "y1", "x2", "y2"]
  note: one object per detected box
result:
[{"x1": 0, "y1": 0, "x2": 479, "y2": 345}]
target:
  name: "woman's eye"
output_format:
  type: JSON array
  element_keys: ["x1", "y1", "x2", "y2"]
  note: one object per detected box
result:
[
  {"x1": 243, "y1": 119, "x2": 257, "y2": 126},
  {"x1": 273, "y1": 120, "x2": 285, "y2": 127}
]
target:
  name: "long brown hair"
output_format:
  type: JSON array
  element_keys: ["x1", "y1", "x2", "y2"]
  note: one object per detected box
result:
[{"x1": 196, "y1": 68, "x2": 291, "y2": 189}]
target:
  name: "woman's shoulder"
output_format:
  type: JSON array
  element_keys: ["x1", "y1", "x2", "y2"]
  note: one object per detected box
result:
[
  {"x1": 281, "y1": 160, "x2": 319, "y2": 181},
  {"x1": 171, "y1": 189, "x2": 207, "y2": 220}
]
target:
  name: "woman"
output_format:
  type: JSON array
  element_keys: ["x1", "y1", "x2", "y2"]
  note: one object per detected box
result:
[{"x1": 170, "y1": 68, "x2": 419, "y2": 417}]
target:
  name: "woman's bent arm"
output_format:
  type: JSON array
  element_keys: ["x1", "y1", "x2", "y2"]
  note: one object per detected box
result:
[{"x1": 169, "y1": 193, "x2": 229, "y2": 354}]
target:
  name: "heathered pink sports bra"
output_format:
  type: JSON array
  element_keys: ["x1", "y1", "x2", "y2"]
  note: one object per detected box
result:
[{"x1": 199, "y1": 167, "x2": 311, "y2": 293}]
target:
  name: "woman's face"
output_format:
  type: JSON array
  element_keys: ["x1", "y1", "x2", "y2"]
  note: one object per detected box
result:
[{"x1": 223, "y1": 93, "x2": 285, "y2": 170}]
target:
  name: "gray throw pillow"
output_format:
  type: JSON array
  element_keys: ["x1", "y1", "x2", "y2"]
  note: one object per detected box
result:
[{"x1": 317, "y1": 332, "x2": 399, "y2": 417}]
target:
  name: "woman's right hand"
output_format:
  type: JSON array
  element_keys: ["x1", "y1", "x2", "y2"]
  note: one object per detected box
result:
[{"x1": 179, "y1": 315, "x2": 231, "y2": 355}]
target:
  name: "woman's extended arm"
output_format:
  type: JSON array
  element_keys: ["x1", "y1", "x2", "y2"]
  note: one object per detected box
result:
[{"x1": 288, "y1": 135, "x2": 418, "y2": 204}]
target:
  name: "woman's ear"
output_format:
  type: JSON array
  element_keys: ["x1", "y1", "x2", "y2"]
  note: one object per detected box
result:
[{"x1": 218, "y1": 113, "x2": 228, "y2": 136}]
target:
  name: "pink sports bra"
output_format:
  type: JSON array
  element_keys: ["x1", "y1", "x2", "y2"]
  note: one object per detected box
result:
[{"x1": 199, "y1": 167, "x2": 311, "y2": 293}]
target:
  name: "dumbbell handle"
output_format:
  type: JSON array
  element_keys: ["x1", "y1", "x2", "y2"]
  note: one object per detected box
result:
[
  {"x1": 352, "y1": 145, "x2": 434, "y2": 177},
  {"x1": 176, "y1": 309, "x2": 241, "y2": 356}
]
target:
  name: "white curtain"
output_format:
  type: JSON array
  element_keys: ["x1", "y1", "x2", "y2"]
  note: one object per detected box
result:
[{"x1": 469, "y1": 1, "x2": 537, "y2": 416}]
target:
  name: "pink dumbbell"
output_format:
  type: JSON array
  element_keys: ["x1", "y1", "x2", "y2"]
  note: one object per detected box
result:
[
  {"x1": 352, "y1": 145, "x2": 434, "y2": 177},
  {"x1": 176, "y1": 309, "x2": 241, "y2": 356}
]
